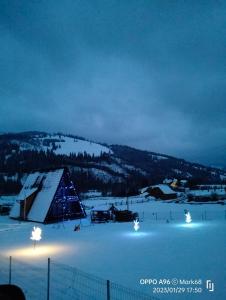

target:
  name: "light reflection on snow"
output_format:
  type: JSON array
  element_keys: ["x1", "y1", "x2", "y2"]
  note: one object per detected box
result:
[
  {"x1": 174, "y1": 222, "x2": 204, "y2": 229},
  {"x1": 124, "y1": 232, "x2": 150, "y2": 238},
  {"x1": 6, "y1": 244, "x2": 72, "y2": 258}
]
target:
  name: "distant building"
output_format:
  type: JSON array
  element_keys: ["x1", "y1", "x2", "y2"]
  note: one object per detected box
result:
[
  {"x1": 147, "y1": 184, "x2": 177, "y2": 200},
  {"x1": 10, "y1": 167, "x2": 86, "y2": 223}
]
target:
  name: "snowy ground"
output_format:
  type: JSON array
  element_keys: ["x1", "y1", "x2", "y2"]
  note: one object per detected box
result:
[{"x1": 0, "y1": 196, "x2": 226, "y2": 300}]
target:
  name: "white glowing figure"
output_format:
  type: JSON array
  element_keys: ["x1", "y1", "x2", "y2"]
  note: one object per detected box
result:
[
  {"x1": 30, "y1": 227, "x2": 42, "y2": 248},
  {"x1": 134, "y1": 219, "x2": 140, "y2": 231},
  {"x1": 185, "y1": 211, "x2": 192, "y2": 223}
]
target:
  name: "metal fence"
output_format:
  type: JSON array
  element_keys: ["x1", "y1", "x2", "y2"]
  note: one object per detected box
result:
[
  {"x1": 145, "y1": 210, "x2": 226, "y2": 222},
  {"x1": 88, "y1": 208, "x2": 226, "y2": 224},
  {"x1": 0, "y1": 256, "x2": 159, "y2": 300},
  {"x1": 99, "y1": 199, "x2": 226, "y2": 222},
  {"x1": 103, "y1": 198, "x2": 150, "y2": 207}
]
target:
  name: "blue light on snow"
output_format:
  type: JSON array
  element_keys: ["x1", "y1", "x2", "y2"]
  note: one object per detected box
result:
[
  {"x1": 124, "y1": 231, "x2": 150, "y2": 238},
  {"x1": 175, "y1": 222, "x2": 204, "y2": 229}
]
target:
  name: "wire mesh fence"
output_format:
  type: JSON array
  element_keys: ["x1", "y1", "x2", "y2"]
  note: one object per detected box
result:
[
  {"x1": 94, "y1": 197, "x2": 226, "y2": 223},
  {"x1": 50, "y1": 260, "x2": 107, "y2": 300},
  {"x1": 0, "y1": 255, "x2": 159, "y2": 300},
  {"x1": 11, "y1": 257, "x2": 47, "y2": 300},
  {"x1": 104, "y1": 198, "x2": 150, "y2": 207},
  {"x1": 110, "y1": 281, "x2": 159, "y2": 300}
]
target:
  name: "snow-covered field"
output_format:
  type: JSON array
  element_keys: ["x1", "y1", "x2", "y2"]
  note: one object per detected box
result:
[{"x1": 0, "y1": 197, "x2": 226, "y2": 300}]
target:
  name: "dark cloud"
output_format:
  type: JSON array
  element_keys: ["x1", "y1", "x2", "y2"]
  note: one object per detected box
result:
[{"x1": 0, "y1": 0, "x2": 226, "y2": 165}]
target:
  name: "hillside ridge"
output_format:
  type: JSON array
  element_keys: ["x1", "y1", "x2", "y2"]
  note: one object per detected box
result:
[{"x1": 0, "y1": 131, "x2": 226, "y2": 195}]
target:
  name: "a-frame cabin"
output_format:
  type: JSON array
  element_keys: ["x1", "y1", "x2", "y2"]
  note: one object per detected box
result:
[{"x1": 10, "y1": 167, "x2": 86, "y2": 223}]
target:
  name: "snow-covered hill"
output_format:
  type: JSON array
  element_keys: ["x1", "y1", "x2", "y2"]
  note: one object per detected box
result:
[
  {"x1": 1, "y1": 131, "x2": 226, "y2": 195},
  {"x1": 9, "y1": 132, "x2": 111, "y2": 157}
]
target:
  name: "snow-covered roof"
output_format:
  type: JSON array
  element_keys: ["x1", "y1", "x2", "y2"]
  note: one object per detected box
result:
[
  {"x1": 152, "y1": 184, "x2": 176, "y2": 194},
  {"x1": 28, "y1": 169, "x2": 64, "y2": 222},
  {"x1": 10, "y1": 172, "x2": 42, "y2": 218},
  {"x1": 163, "y1": 178, "x2": 173, "y2": 184},
  {"x1": 140, "y1": 184, "x2": 176, "y2": 195},
  {"x1": 10, "y1": 169, "x2": 64, "y2": 222},
  {"x1": 140, "y1": 186, "x2": 149, "y2": 194},
  {"x1": 180, "y1": 180, "x2": 188, "y2": 183},
  {"x1": 142, "y1": 191, "x2": 150, "y2": 197}
]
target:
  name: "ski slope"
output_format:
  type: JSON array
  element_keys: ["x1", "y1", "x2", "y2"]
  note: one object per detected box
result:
[
  {"x1": 17, "y1": 134, "x2": 112, "y2": 157},
  {"x1": 53, "y1": 136, "x2": 112, "y2": 156}
]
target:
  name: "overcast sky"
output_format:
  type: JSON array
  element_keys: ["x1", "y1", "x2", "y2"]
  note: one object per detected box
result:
[{"x1": 0, "y1": 0, "x2": 226, "y2": 165}]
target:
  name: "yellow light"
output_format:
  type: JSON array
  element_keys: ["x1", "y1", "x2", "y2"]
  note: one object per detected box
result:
[{"x1": 6, "y1": 244, "x2": 73, "y2": 258}]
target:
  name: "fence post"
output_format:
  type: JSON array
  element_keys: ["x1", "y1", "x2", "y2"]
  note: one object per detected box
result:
[
  {"x1": 107, "y1": 279, "x2": 110, "y2": 300},
  {"x1": 9, "y1": 256, "x2": 12, "y2": 284},
  {"x1": 47, "y1": 258, "x2": 50, "y2": 300}
]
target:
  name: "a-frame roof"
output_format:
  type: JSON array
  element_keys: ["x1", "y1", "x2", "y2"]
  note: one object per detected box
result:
[{"x1": 10, "y1": 168, "x2": 64, "y2": 222}]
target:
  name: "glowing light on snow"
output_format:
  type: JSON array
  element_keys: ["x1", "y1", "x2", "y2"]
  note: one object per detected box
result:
[
  {"x1": 174, "y1": 222, "x2": 204, "y2": 229},
  {"x1": 30, "y1": 227, "x2": 42, "y2": 241},
  {"x1": 125, "y1": 232, "x2": 150, "y2": 238},
  {"x1": 7, "y1": 244, "x2": 72, "y2": 258},
  {"x1": 134, "y1": 219, "x2": 140, "y2": 231},
  {"x1": 185, "y1": 211, "x2": 192, "y2": 223}
]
